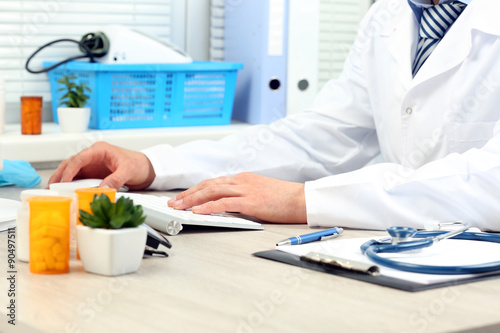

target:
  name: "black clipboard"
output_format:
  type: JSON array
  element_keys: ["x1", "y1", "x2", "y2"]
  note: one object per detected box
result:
[{"x1": 253, "y1": 250, "x2": 500, "y2": 292}]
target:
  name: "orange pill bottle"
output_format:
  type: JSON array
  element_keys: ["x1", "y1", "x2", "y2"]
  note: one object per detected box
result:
[{"x1": 28, "y1": 196, "x2": 72, "y2": 274}]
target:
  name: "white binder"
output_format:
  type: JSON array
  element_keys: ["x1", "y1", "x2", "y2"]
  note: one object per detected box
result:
[{"x1": 286, "y1": 0, "x2": 319, "y2": 115}]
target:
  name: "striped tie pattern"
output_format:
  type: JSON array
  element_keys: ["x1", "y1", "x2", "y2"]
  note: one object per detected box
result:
[{"x1": 412, "y1": 2, "x2": 466, "y2": 77}]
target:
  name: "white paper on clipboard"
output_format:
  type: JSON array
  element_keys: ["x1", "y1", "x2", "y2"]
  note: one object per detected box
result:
[{"x1": 277, "y1": 236, "x2": 500, "y2": 285}]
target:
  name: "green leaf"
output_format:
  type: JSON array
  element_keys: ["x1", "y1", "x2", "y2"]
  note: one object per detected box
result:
[
  {"x1": 100, "y1": 194, "x2": 116, "y2": 220},
  {"x1": 115, "y1": 196, "x2": 126, "y2": 215},
  {"x1": 122, "y1": 216, "x2": 143, "y2": 228},
  {"x1": 89, "y1": 197, "x2": 107, "y2": 222},
  {"x1": 78, "y1": 209, "x2": 94, "y2": 221},
  {"x1": 129, "y1": 205, "x2": 144, "y2": 223},
  {"x1": 124, "y1": 198, "x2": 134, "y2": 212},
  {"x1": 55, "y1": 74, "x2": 92, "y2": 108},
  {"x1": 128, "y1": 215, "x2": 146, "y2": 228},
  {"x1": 79, "y1": 210, "x2": 107, "y2": 228},
  {"x1": 68, "y1": 94, "x2": 77, "y2": 107},
  {"x1": 100, "y1": 194, "x2": 112, "y2": 217},
  {"x1": 78, "y1": 193, "x2": 146, "y2": 229},
  {"x1": 109, "y1": 212, "x2": 132, "y2": 229}
]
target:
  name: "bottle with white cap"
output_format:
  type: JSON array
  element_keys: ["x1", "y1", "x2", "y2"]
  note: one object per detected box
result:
[
  {"x1": 17, "y1": 189, "x2": 59, "y2": 262},
  {"x1": 49, "y1": 179, "x2": 102, "y2": 252}
]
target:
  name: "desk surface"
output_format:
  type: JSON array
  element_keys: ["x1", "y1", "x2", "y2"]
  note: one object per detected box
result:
[{"x1": 1, "y1": 170, "x2": 500, "y2": 333}]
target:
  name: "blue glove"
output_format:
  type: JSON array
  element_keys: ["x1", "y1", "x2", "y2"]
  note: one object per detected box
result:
[{"x1": 0, "y1": 160, "x2": 41, "y2": 188}]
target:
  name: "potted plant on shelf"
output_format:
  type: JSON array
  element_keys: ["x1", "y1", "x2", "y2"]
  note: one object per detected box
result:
[
  {"x1": 57, "y1": 74, "x2": 91, "y2": 133},
  {"x1": 77, "y1": 194, "x2": 147, "y2": 276}
]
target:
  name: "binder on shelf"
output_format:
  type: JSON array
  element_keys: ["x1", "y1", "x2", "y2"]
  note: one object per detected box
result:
[
  {"x1": 224, "y1": 0, "x2": 289, "y2": 124},
  {"x1": 286, "y1": 0, "x2": 319, "y2": 115}
]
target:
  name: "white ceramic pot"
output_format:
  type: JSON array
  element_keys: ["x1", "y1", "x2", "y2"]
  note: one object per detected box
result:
[
  {"x1": 57, "y1": 107, "x2": 90, "y2": 133},
  {"x1": 77, "y1": 225, "x2": 147, "y2": 276}
]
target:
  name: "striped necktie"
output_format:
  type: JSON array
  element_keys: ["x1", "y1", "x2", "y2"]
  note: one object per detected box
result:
[{"x1": 412, "y1": 2, "x2": 466, "y2": 77}]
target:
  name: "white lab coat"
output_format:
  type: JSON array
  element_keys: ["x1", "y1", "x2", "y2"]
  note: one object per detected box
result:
[{"x1": 143, "y1": 0, "x2": 500, "y2": 231}]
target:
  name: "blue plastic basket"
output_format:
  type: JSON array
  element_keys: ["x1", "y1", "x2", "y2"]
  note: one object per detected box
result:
[{"x1": 45, "y1": 61, "x2": 242, "y2": 129}]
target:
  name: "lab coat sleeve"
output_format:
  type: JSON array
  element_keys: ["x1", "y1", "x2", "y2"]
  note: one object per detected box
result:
[
  {"x1": 306, "y1": 130, "x2": 500, "y2": 232},
  {"x1": 142, "y1": 4, "x2": 382, "y2": 191}
]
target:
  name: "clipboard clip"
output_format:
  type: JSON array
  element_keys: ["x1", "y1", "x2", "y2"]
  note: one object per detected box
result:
[{"x1": 300, "y1": 252, "x2": 380, "y2": 276}]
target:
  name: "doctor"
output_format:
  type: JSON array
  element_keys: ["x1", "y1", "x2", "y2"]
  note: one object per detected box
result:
[{"x1": 49, "y1": 0, "x2": 500, "y2": 231}]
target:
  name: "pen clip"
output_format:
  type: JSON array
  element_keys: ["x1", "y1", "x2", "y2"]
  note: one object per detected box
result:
[
  {"x1": 320, "y1": 233, "x2": 341, "y2": 241},
  {"x1": 300, "y1": 252, "x2": 380, "y2": 276}
]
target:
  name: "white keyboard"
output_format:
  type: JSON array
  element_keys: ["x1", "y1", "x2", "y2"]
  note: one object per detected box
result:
[{"x1": 117, "y1": 192, "x2": 263, "y2": 236}]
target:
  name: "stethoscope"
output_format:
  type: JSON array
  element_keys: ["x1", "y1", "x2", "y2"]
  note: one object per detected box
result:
[{"x1": 360, "y1": 222, "x2": 500, "y2": 274}]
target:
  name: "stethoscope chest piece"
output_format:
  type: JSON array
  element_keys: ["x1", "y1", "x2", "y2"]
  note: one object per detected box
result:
[{"x1": 386, "y1": 226, "x2": 417, "y2": 244}]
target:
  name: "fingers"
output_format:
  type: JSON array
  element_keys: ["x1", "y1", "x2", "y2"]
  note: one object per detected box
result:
[
  {"x1": 169, "y1": 182, "x2": 240, "y2": 211},
  {"x1": 48, "y1": 141, "x2": 156, "y2": 191},
  {"x1": 167, "y1": 173, "x2": 254, "y2": 216},
  {"x1": 47, "y1": 149, "x2": 98, "y2": 186},
  {"x1": 175, "y1": 176, "x2": 233, "y2": 201},
  {"x1": 101, "y1": 152, "x2": 155, "y2": 190},
  {"x1": 48, "y1": 142, "x2": 109, "y2": 186},
  {"x1": 167, "y1": 172, "x2": 307, "y2": 223},
  {"x1": 191, "y1": 197, "x2": 243, "y2": 215},
  {"x1": 101, "y1": 170, "x2": 128, "y2": 190},
  {"x1": 47, "y1": 158, "x2": 71, "y2": 186},
  {"x1": 60, "y1": 150, "x2": 96, "y2": 182}
]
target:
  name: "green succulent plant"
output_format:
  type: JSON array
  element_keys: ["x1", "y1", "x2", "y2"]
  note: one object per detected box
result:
[
  {"x1": 79, "y1": 194, "x2": 146, "y2": 229},
  {"x1": 57, "y1": 74, "x2": 91, "y2": 108}
]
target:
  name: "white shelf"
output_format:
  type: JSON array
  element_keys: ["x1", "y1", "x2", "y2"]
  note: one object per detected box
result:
[{"x1": 0, "y1": 122, "x2": 251, "y2": 164}]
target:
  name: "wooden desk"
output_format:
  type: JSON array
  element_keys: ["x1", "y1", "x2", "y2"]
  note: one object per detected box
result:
[{"x1": 2, "y1": 170, "x2": 500, "y2": 333}]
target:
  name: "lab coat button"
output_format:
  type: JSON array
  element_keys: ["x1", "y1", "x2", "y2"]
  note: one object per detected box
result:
[{"x1": 406, "y1": 107, "x2": 413, "y2": 115}]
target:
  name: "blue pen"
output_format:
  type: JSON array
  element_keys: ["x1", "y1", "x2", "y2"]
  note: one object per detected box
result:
[{"x1": 276, "y1": 227, "x2": 344, "y2": 246}]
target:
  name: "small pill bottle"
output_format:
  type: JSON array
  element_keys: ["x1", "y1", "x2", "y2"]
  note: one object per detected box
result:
[
  {"x1": 27, "y1": 196, "x2": 72, "y2": 274},
  {"x1": 49, "y1": 182, "x2": 86, "y2": 253},
  {"x1": 74, "y1": 187, "x2": 116, "y2": 259},
  {"x1": 17, "y1": 189, "x2": 59, "y2": 262}
]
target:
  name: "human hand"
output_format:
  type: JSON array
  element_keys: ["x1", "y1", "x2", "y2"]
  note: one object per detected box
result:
[
  {"x1": 48, "y1": 141, "x2": 156, "y2": 190},
  {"x1": 168, "y1": 172, "x2": 307, "y2": 223}
]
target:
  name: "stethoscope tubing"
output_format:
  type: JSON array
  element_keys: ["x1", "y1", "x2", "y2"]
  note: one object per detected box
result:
[{"x1": 361, "y1": 231, "x2": 500, "y2": 275}]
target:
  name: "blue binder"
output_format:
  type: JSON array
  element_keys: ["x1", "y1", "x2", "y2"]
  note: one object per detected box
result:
[{"x1": 224, "y1": 0, "x2": 288, "y2": 124}]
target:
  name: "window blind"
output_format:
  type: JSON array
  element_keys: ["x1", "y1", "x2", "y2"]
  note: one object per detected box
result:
[
  {"x1": 209, "y1": 0, "x2": 224, "y2": 61},
  {"x1": 318, "y1": 0, "x2": 372, "y2": 87},
  {"x1": 0, "y1": 0, "x2": 171, "y2": 122}
]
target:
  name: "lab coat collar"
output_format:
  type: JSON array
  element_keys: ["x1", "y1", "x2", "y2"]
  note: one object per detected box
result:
[
  {"x1": 381, "y1": 0, "x2": 500, "y2": 90},
  {"x1": 380, "y1": 3, "x2": 418, "y2": 91}
]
